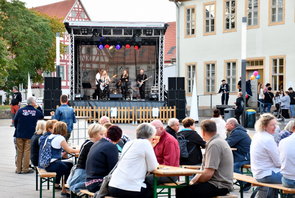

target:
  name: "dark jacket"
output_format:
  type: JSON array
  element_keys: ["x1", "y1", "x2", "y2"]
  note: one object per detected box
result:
[
  {"x1": 77, "y1": 140, "x2": 94, "y2": 169},
  {"x1": 289, "y1": 92, "x2": 295, "y2": 105},
  {"x1": 165, "y1": 126, "x2": 177, "y2": 139},
  {"x1": 11, "y1": 92, "x2": 22, "y2": 105},
  {"x1": 30, "y1": 133, "x2": 42, "y2": 166},
  {"x1": 14, "y1": 105, "x2": 44, "y2": 139},
  {"x1": 178, "y1": 129, "x2": 206, "y2": 165},
  {"x1": 86, "y1": 138, "x2": 118, "y2": 181},
  {"x1": 226, "y1": 125, "x2": 251, "y2": 163},
  {"x1": 218, "y1": 83, "x2": 230, "y2": 94},
  {"x1": 235, "y1": 96, "x2": 244, "y2": 113}
]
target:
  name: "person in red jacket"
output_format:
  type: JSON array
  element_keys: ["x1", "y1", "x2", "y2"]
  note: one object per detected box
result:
[{"x1": 146, "y1": 119, "x2": 180, "y2": 186}]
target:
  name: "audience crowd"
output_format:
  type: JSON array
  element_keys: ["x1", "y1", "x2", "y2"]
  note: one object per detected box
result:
[{"x1": 11, "y1": 90, "x2": 295, "y2": 198}]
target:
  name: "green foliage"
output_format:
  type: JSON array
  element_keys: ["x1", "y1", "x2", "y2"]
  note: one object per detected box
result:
[{"x1": 0, "y1": 0, "x2": 65, "y2": 91}]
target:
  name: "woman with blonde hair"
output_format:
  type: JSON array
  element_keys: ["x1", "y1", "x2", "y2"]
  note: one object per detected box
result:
[
  {"x1": 39, "y1": 121, "x2": 79, "y2": 196},
  {"x1": 30, "y1": 120, "x2": 47, "y2": 167},
  {"x1": 68, "y1": 123, "x2": 106, "y2": 193},
  {"x1": 250, "y1": 113, "x2": 281, "y2": 197}
]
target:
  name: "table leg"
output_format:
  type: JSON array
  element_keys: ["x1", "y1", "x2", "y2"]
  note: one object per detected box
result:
[{"x1": 153, "y1": 175, "x2": 158, "y2": 198}]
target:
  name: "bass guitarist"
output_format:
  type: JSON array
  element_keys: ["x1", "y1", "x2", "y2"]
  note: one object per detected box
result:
[
  {"x1": 99, "y1": 70, "x2": 110, "y2": 100},
  {"x1": 136, "y1": 69, "x2": 147, "y2": 100}
]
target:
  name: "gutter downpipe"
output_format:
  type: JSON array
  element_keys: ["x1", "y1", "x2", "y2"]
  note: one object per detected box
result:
[{"x1": 174, "y1": 1, "x2": 181, "y2": 77}]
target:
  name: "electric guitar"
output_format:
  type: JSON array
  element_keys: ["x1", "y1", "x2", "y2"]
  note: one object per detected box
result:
[
  {"x1": 137, "y1": 76, "x2": 152, "y2": 88},
  {"x1": 100, "y1": 74, "x2": 117, "y2": 91}
]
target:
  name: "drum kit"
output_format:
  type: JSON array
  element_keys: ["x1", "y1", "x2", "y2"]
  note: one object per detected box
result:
[{"x1": 109, "y1": 79, "x2": 140, "y2": 100}]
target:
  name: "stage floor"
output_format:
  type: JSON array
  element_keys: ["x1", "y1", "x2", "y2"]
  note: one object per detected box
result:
[{"x1": 73, "y1": 100, "x2": 166, "y2": 108}]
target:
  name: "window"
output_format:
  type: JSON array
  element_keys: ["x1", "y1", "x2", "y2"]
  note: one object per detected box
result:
[
  {"x1": 247, "y1": 0, "x2": 259, "y2": 26},
  {"x1": 270, "y1": 0, "x2": 284, "y2": 24},
  {"x1": 204, "y1": 2, "x2": 216, "y2": 34},
  {"x1": 271, "y1": 57, "x2": 285, "y2": 91},
  {"x1": 185, "y1": 7, "x2": 196, "y2": 36},
  {"x1": 187, "y1": 64, "x2": 196, "y2": 93},
  {"x1": 59, "y1": 66, "x2": 65, "y2": 80},
  {"x1": 226, "y1": 61, "x2": 237, "y2": 92},
  {"x1": 224, "y1": 0, "x2": 236, "y2": 31},
  {"x1": 246, "y1": 59, "x2": 264, "y2": 67},
  {"x1": 205, "y1": 63, "x2": 216, "y2": 93}
]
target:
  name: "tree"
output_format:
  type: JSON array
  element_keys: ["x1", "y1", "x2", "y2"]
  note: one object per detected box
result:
[{"x1": 0, "y1": 0, "x2": 64, "y2": 91}]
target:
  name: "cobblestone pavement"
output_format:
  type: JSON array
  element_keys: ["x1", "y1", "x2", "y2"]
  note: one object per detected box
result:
[{"x1": 0, "y1": 118, "x2": 256, "y2": 197}]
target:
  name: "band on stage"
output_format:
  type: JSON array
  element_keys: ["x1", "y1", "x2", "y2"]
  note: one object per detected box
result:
[{"x1": 92, "y1": 69, "x2": 149, "y2": 100}]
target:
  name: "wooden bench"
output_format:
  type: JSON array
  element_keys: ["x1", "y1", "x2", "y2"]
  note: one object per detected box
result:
[
  {"x1": 79, "y1": 189, "x2": 116, "y2": 198},
  {"x1": 36, "y1": 167, "x2": 57, "y2": 198},
  {"x1": 234, "y1": 173, "x2": 295, "y2": 198}
]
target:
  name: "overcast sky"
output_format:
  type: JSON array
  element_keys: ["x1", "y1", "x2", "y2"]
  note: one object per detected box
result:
[{"x1": 20, "y1": 0, "x2": 176, "y2": 22}]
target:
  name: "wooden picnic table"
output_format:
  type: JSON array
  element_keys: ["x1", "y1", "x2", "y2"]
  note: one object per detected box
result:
[{"x1": 152, "y1": 165, "x2": 203, "y2": 198}]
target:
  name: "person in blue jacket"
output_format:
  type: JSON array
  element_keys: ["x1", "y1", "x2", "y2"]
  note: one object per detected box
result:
[
  {"x1": 51, "y1": 95, "x2": 76, "y2": 141},
  {"x1": 225, "y1": 118, "x2": 252, "y2": 191},
  {"x1": 14, "y1": 96, "x2": 44, "y2": 174}
]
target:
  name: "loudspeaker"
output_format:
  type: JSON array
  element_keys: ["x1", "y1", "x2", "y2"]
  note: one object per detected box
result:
[
  {"x1": 176, "y1": 109, "x2": 186, "y2": 120},
  {"x1": 44, "y1": 109, "x2": 53, "y2": 116},
  {"x1": 168, "y1": 77, "x2": 177, "y2": 90},
  {"x1": 176, "y1": 77, "x2": 185, "y2": 90},
  {"x1": 44, "y1": 77, "x2": 61, "y2": 90},
  {"x1": 168, "y1": 90, "x2": 185, "y2": 100}
]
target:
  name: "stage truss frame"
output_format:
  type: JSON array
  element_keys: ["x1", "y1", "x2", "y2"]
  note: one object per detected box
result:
[{"x1": 66, "y1": 21, "x2": 168, "y2": 101}]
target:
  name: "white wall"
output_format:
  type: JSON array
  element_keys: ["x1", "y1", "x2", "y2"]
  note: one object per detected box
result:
[{"x1": 178, "y1": 0, "x2": 295, "y2": 107}]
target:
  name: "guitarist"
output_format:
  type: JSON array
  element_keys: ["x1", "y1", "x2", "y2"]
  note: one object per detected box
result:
[
  {"x1": 136, "y1": 69, "x2": 147, "y2": 99},
  {"x1": 99, "y1": 70, "x2": 110, "y2": 100}
]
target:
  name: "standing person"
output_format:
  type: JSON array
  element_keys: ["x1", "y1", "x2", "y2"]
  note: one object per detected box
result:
[
  {"x1": 274, "y1": 92, "x2": 281, "y2": 116},
  {"x1": 68, "y1": 124, "x2": 106, "y2": 194},
  {"x1": 136, "y1": 69, "x2": 147, "y2": 100},
  {"x1": 165, "y1": 118, "x2": 180, "y2": 139},
  {"x1": 51, "y1": 95, "x2": 76, "y2": 141},
  {"x1": 14, "y1": 97, "x2": 44, "y2": 174},
  {"x1": 93, "y1": 69, "x2": 101, "y2": 100},
  {"x1": 250, "y1": 113, "x2": 282, "y2": 198},
  {"x1": 30, "y1": 120, "x2": 47, "y2": 167},
  {"x1": 210, "y1": 109, "x2": 226, "y2": 139},
  {"x1": 40, "y1": 121, "x2": 79, "y2": 196},
  {"x1": 176, "y1": 120, "x2": 233, "y2": 198},
  {"x1": 288, "y1": 87, "x2": 295, "y2": 118},
  {"x1": 119, "y1": 69, "x2": 129, "y2": 99},
  {"x1": 258, "y1": 83, "x2": 264, "y2": 113},
  {"x1": 108, "y1": 123, "x2": 159, "y2": 198},
  {"x1": 234, "y1": 92, "x2": 244, "y2": 124},
  {"x1": 264, "y1": 87, "x2": 274, "y2": 113},
  {"x1": 10, "y1": 86, "x2": 22, "y2": 127},
  {"x1": 264, "y1": 83, "x2": 271, "y2": 93},
  {"x1": 178, "y1": 117, "x2": 206, "y2": 165},
  {"x1": 85, "y1": 125, "x2": 122, "y2": 193},
  {"x1": 237, "y1": 78, "x2": 252, "y2": 106},
  {"x1": 218, "y1": 80, "x2": 230, "y2": 105},
  {"x1": 99, "y1": 70, "x2": 110, "y2": 100},
  {"x1": 280, "y1": 91, "x2": 291, "y2": 119}
]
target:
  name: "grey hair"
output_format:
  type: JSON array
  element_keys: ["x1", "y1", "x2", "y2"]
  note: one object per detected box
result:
[
  {"x1": 168, "y1": 118, "x2": 179, "y2": 127},
  {"x1": 227, "y1": 118, "x2": 239, "y2": 127},
  {"x1": 136, "y1": 123, "x2": 156, "y2": 139},
  {"x1": 284, "y1": 120, "x2": 295, "y2": 132},
  {"x1": 13, "y1": 86, "x2": 18, "y2": 91},
  {"x1": 27, "y1": 96, "x2": 36, "y2": 105}
]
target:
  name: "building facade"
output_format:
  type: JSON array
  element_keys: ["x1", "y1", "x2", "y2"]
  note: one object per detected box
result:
[{"x1": 174, "y1": 0, "x2": 295, "y2": 107}]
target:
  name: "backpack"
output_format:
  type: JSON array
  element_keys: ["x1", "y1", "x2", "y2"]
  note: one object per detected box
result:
[
  {"x1": 177, "y1": 134, "x2": 196, "y2": 159},
  {"x1": 38, "y1": 136, "x2": 55, "y2": 169}
]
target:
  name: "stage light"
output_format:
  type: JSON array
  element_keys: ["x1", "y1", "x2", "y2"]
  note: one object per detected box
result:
[
  {"x1": 98, "y1": 44, "x2": 104, "y2": 50},
  {"x1": 134, "y1": 45, "x2": 139, "y2": 50},
  {"x1": 105, "y1": 44, "x2": 110, "y2": 49},
  {"x1": 125, "y1": 44, "x2": 131, "y2": 49},
  {"x1": 115, "y1": 44, "x2": 121, "y2": 50},
  {"x1": 109, "y1": 45, "x2": 114, "y2": 50}
]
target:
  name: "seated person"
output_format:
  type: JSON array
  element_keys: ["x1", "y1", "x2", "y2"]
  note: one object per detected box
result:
[
  {"x1": 109, "y1": 123, "x2": 159, "y2": 198},
  {"x1": 275, "y1": 120, "x2": 295, "y2": 144},
  {"x1": 165, "y1": 118, "x2": 180, "y2": 139},
  {"x1": 40, "y1": 121, "x2": 79, "y2": 196},
  {"x1": 146, "y1": 120, "x2": 180, "y2": 185},
  {"x1": 250, "y1": 113, "x2": 281, "y2": 198},
  {"x1": 43, "y1": 120, "x2": 58, "y2": 137},
  {"x1": 99, "y1": 116, "x2": 110, "y2": 125},
  {"x1": 210, "y1": 109, "x2": 226, "y2": 139},
  {"x1": 67, "y1": 124, "x2": 106, "y2": 193},
  {"x1": 178, "y1": 117, "x2": 206, "y2": 165},
  {"x1": 176, "y1": 120, "x2": 233, "y2": 198},
  {"x1": 30, "y1": 120, "x2": 46, "y2": 167},
  {"x1": 85, "y1": 125, "x2": 122, "y2": 193},
  {"x1": 279, "y1": 128, "x2": 295, "y2": 188}
]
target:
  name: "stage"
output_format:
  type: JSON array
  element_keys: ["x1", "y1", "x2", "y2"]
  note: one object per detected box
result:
[{"x1": 73, "y1": 100, "x2": 165, "y2": 108}]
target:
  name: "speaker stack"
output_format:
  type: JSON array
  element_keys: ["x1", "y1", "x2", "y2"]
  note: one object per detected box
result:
[
  {"x1": 43, "y1": 77, "x2": 62, "y2": 116},
  {"x1": 168, "y1": 77, "x2": 186, "y2": 120}
]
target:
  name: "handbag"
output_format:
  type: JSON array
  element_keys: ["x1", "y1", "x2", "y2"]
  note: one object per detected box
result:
[{"x1": 94, "y1": 142, "x2": 134, "y2": 198}]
